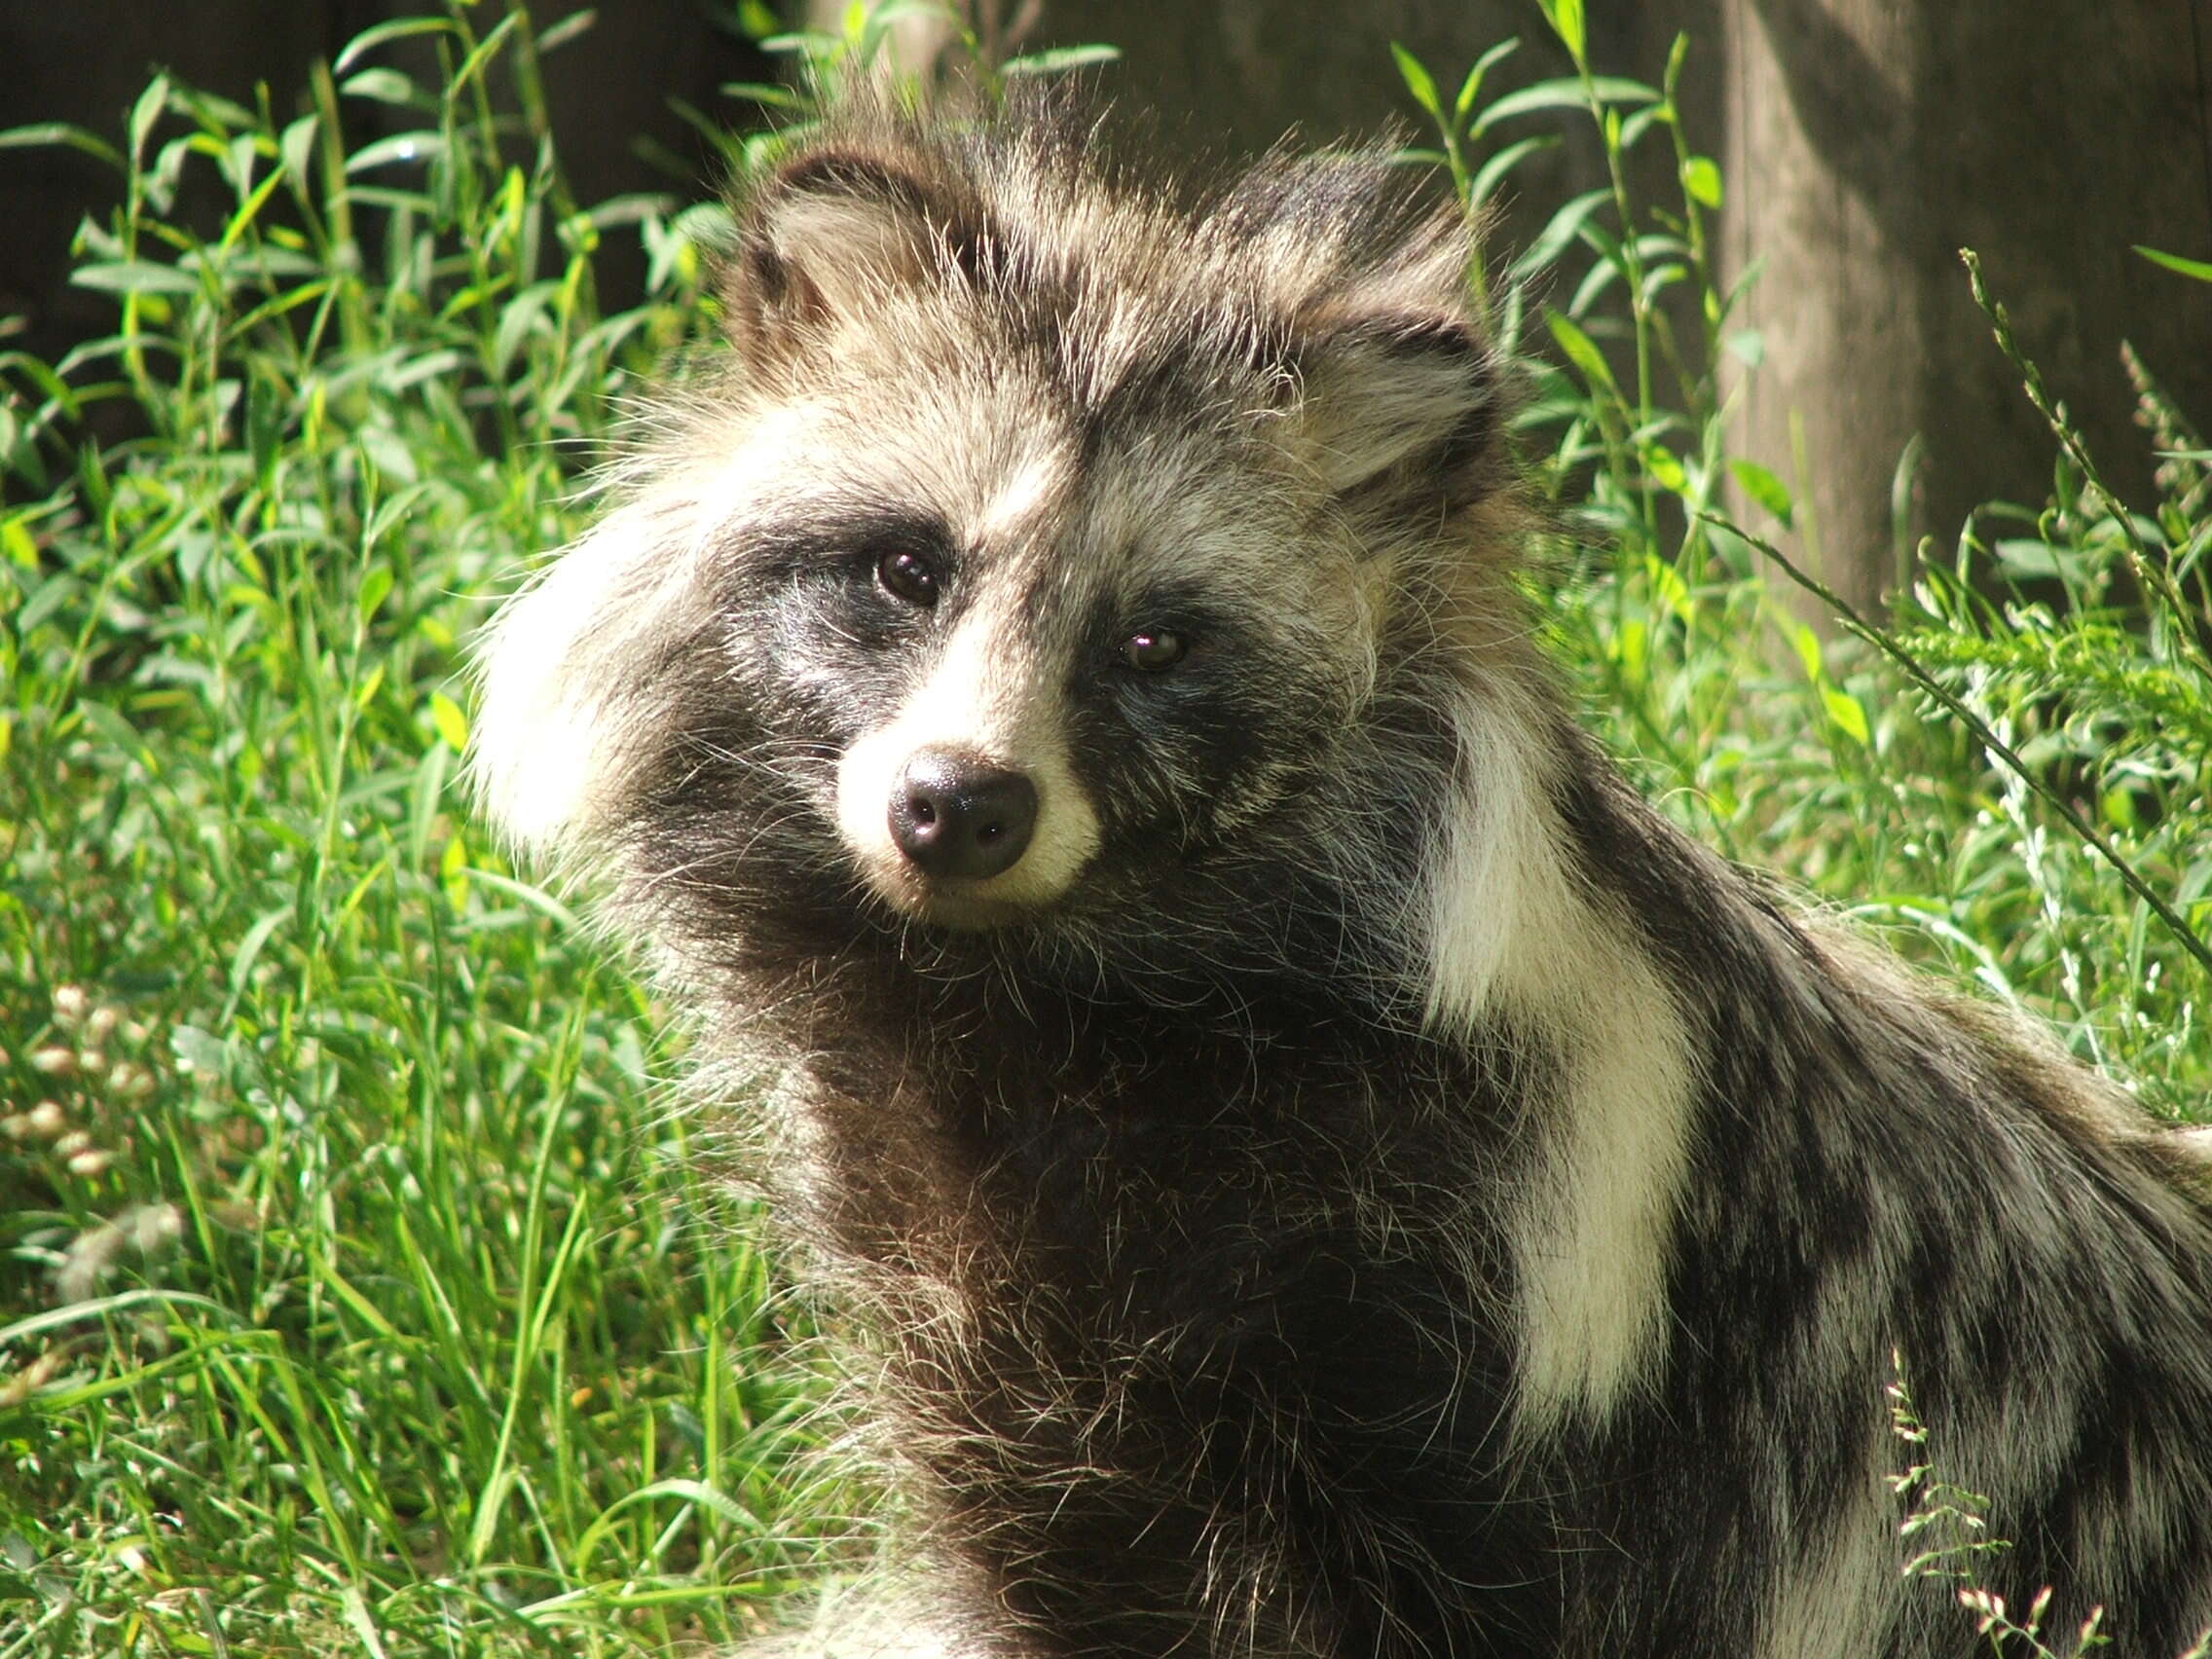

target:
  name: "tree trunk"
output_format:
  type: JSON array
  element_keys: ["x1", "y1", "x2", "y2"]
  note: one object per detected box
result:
[{"x1": 1719, "y1": 0, "x2": 2212, "y2": 616}]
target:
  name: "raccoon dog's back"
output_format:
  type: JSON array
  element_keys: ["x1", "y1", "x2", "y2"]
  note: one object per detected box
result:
[{"x1": 472, "y1": 101, "x2": 2212, "y2": 1658}]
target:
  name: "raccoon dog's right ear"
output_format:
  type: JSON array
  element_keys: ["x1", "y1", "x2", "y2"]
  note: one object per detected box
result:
[
  {"x1": 721, "y1": 146, "x2": 990, "y2": 365},
  {"x1": 1289, "y1": 302, "x2": 1499, "y2": 508}
]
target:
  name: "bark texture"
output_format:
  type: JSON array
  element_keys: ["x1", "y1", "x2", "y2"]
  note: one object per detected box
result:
[{"x1": 1719, "y1": 0, "x2": 2212, "y2": 611}]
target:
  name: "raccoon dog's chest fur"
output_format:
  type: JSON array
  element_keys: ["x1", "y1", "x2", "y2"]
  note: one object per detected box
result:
[{"x1": 472, "y1": 105, "x2": 2212, "y2": 1658}]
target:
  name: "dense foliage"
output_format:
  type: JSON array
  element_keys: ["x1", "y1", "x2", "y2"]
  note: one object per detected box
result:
[{"x1": 2, "y1": 3, "x2": 2204, "y2": 1654}]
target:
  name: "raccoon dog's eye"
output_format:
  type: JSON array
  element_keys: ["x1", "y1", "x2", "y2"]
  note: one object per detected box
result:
[
  {"x1": 1123, "y1": 629, "x2": 1187, "y2": 672},
  {"x1": 875, "y1": 547, "x2": 940, "y2": 608}
]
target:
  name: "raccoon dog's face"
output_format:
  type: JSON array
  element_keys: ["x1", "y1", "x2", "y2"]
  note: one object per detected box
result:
[{"x1": 472, "y1": 117, "x2": 1507, "y2": 960}]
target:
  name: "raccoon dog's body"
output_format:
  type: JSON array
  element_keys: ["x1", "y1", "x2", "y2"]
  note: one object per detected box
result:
[{"x1": 472, "y1": 105, "x2": 2212, "y2": 1657}]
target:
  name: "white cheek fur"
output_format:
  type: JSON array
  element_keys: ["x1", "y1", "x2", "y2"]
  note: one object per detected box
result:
[{"x1": 471, "y1": 406, "x2": 835, "y2": 863}]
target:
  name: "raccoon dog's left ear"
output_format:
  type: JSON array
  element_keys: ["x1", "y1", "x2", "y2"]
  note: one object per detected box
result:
[
  {"x1": 721, "y1": 145, "x2": 990, "y2": 367},
  {"x1": 1289, "y1": 302, "x2": 1499, "y2": 507}
]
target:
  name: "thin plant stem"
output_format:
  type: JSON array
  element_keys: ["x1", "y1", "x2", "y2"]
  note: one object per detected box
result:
[{"x1": 1702, "y1": 509, "x2": 2212, "y2": 984}]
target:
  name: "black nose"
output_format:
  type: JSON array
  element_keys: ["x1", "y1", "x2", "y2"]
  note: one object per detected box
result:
[{"x1": 889, "y1": 749, "x2": 1039, "y2": 881}]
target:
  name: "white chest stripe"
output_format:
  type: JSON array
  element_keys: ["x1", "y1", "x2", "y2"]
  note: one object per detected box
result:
[{"x1": 1420, "y1": 694, "x2": 1697, "y2": 1430}]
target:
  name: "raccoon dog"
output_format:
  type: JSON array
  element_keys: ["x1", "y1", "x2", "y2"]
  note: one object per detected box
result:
[{"x1": 471, "y1": 104, "x2": 2212, "y2": 1658}]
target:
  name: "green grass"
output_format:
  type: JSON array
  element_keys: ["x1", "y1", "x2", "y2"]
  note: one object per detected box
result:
[
  {"x1": 2, "y1": 4, "x2": 2207, "y2": 1656},
  {"x1": 0, "y1": 11, "x2": 849, "y2": 1654}
]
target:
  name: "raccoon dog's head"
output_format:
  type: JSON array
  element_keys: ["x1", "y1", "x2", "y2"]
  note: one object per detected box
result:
[{"x1": 472, "y1": 105, "x2": 1519, "y2": 985}]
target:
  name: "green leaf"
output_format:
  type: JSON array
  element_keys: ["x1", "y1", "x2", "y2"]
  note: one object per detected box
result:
[
  {"x1": 571, "y1": 1477, "x2": 767, "y2": 1567},
  {"x1": 1729, "y1": 460, "x2": 1794, "y2": 526},
  {"x1": 440, "y1": 828, "x2": 471, "y2": 907},
  {"x1": 1993, "y1": 537, "x2": 2064, "y2": 578},
  {"x1": 19, "y1": 570, "x2": 83, "y2": 633},
  {"x1": 1646, "y1": 552, "x2": 1693, "y2": 622},
  {"x1": 2134, "y1": 244, "x2": 2212, "y2": 283},
  {"x1": 352, "y1": 661, "x2": 387, "y2": 710},
  {"x1": 169, "y1": 1025, "x2": 229, "y2": 1080},
  {"x1": 246, "y1": 370, "x2": 284, "y2": 478},
  {"x1": 0, "y1": 122, "x2": 124, "y2": 168},
  {"x1": 1545, "y1": 310, "x2": 1620, "y2": 396},
  {"x1": 1000, "y1": 44, "x2": 1122, "y2": 78},
  {"x1": 339, "y1": 1584, "x2": 391, "y2": 1659},
  {"x1": 1509, "y1": 185, "x2": 1611, "y2": 283},
  {"x1": 450, "y1": 14, "x2": 525, "y2": 104},
  {"x1": 1541, "y1": 0, "x2": 1587, "y2": 62},
  {"x1": 75, "y1": 700, "x2": 154, "y2": 768},
  {"x1": 347, "y1": 131, "x2": 444, "y2": 174},
  {"x1": 1475, "y1": 75, "x2": 1656, "y2": 135},
  {"x1": 538, "y1": 9, "x2": 597, "y2": 52},
  {"x1": 1454, "y1": 38, "x2": 1520, "y2": 123},
  {"x1": 1567, "y1": 243, "x2": 1623, "y2": 315},
  {"x1": 429, "y1": 690, "x2": 469, "y2": 754},
  {"x1": 358, "y1": 425, "x2": 420, "y2": 485},
  {"x1": 1643, "y1": 446, "x2": 1689, "y2": 495},
  {"x1": 1620, "y1": 107, "x2": 1664, "y2": 150},
  {"x1": 1613, "y1": 615, "x2": 1647, "y2": 682},
  {"x1": 1788, "y1": 620, "x2": 1824, "y2": 682},
  {"x1": 341, "y1": 68, "x2": 417, "y2": 105},
  {"x1": 1664, "y1": 31, "x2": 1691, "y2": 102},
  {"x1": 1724, "y1": 329, "x2": 1765, "y2": 369},
  {"x1": 408, "y1": 742, "x2": 454, "y2": 869},
  {"x1": 719, "y1": 79, "x2": 809, "y2": 111},
  {"x1": 357, "y1": 564, "x2": 395, "y2": 624},
  {"x1": 227, "y1": 906, "x2": 292, "y2": 1007},
  {"x1": 129, "y1": 74, "x2": 169, "y2": 164},
  {"x1": 1680, "y1": 155, "x2": 1722, "y2": 209},
  {"x1": 1468, "y1": 133, "x2": 1559, "y2": 215},
  {"x1": 1823, "y1": 685, "x2": 1871, "y2": 747},
  {"x1": 278, "y1": 113, "x2": 319, "y2": 196},
  {"x1": 71, "y1": 260, "x2": 200, "y2": 297},
  {"x1": 1391, "y1": 43, "x2": 1443, "y2": 120},
  {"x1": 756, "y1": 29, "x2": 833, "y2": 57},
  {"x1": 334, "y1": 16, "x2": 455, "y2": 75},
  {"x1": 493, "y1": 281, "x2": 556, "y2": 377}
]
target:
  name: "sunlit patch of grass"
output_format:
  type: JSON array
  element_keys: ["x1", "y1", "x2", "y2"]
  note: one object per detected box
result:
[{"x1": 0, "y1": 9, "x2": 845, "y2": 1655}]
